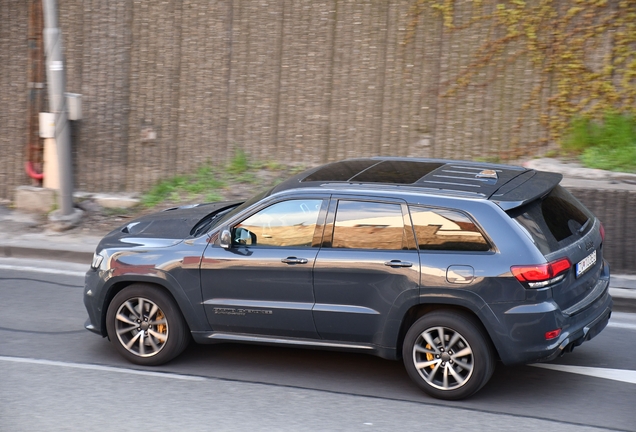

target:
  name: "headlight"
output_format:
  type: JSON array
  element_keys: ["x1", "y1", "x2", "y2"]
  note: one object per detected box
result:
[{"x1": 91, "y1": 252, "x2": 104, "y2": 269}]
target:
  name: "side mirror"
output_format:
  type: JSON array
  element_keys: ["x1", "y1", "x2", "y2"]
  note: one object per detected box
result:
[{"x1": 220, "y1": 229, "x2": 232, "y2": 249}]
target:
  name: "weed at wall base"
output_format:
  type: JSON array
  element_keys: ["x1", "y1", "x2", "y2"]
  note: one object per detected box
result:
[{"x1": 561, "y1": 113, "x2": 636, "y2": 173}]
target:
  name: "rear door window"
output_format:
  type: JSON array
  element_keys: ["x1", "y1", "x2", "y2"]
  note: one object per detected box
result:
[
  {"x1": 507, "y1": 185, "x2": 593, "y2": 255},
  {"x1": 332, "y1": 200, "x2": 406, "y2": 250}
]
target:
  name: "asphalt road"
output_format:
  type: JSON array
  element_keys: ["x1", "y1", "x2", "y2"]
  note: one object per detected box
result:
[{"x1": 0, "y1": 258, "x2": 634, "y2": 431}]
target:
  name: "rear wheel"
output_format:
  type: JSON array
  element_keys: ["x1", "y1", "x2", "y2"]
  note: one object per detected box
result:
[
  {"x1": 402, "y1": 310, "x2": 494, "y2": 400},
  {"x1": 106, "y1": 284, "x2": 190, "y2": 366}
]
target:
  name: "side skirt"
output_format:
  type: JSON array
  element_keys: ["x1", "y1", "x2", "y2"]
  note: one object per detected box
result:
[{"x1": 190, "y1": 331, "x2": 399, "y2": 359}]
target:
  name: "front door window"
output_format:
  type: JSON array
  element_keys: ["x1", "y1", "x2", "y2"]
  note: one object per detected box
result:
[{"x1": 234, "y1": 199, "x2": 322, "y2": 247}]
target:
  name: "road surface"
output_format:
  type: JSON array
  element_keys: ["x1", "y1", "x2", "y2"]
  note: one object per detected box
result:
[{"x1": 0, "y1": 258, "x2": 634, "y2": 431}]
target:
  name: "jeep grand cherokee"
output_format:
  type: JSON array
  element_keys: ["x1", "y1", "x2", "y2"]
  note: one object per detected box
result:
[{"x1": 84, "y1": 158, "x2": 612, "y2": 400}]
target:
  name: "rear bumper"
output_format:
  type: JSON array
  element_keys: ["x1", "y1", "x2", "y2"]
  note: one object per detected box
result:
[
  {"x1": 542, "y1": 304, "x2": 611, "y2": 361},
  {"x1": 492, "y1": 260, "x2": 612, "y2": 365}
]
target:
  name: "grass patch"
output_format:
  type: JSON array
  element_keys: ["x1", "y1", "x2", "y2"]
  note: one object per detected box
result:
[
  {"x1": 474, "y1": 156, "x2": 501, "y2": 164},
  {"x1": 229, "y1": 171, "x2": 258, "y2": 184},
  {"x1": 228, "y1": 148, "x2": 249, "y2": 174},
  {"x1": 562, "y1": 112, "x2": 636, "y2": 172},
  {"x1": 580, "y1": 145, "x2": 636, "y2": 172},
  {"x1": 102, "y1": 207, "x2": 134, "y2": 217},
  {"x1": 140, "y1": 152, "x2": 306, "y2": 209},
  {"x1": 141, "y1": 166, "x2": 225, "y2": 208}
]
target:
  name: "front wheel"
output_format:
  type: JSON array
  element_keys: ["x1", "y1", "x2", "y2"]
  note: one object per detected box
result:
[
  {"x1": 106, "y1": 284, "x2": 190, "y2": 366},
  {"x1": 402, "y1": 310, "x2": 495, "y2": 400}
]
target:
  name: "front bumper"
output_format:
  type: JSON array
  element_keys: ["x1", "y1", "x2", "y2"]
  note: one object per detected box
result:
[
  {"x1": 83, "y1": 268, "x2": 106, "y2": 336},
  {"x1": 84, "y1": 317, "x2": 101, "y2": 335}
]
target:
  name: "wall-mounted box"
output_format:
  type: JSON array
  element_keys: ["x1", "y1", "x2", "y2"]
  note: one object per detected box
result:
[{"x1": 39, "y1": 112, "x2": 55, "y2": 138}]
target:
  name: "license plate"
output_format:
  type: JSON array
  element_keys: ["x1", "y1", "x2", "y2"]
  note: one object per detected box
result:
[{"x1": 576, "y1": 250, "x2": 597, "y2": 278}]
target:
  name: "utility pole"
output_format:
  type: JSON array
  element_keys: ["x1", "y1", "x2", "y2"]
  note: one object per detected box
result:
[{"x1": 42, "y1": 0, "x2": 74, "y2": 216}]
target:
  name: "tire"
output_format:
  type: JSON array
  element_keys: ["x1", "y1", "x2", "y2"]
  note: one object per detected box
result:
[
  {"x1": 402, "y1": 310, "x2": 495, "y2": 400},
  {"x1": 106, "y1": 284, "x2": 190, "y2": 366}
]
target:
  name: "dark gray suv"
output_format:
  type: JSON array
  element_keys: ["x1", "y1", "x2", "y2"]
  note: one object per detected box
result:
[{"x1": 84, "y1": 158, "x2": 612, "y2": 400}]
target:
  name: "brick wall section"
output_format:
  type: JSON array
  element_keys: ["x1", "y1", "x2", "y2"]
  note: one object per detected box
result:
[
  {"x1": 1, "y1": 1, "x2": 634, "y2": 274},
  {"x1": 569, "y1": 188, "x2": 636, "y2": 275},
  {"x1": 1, "y1": 0, "x2": 576, "y2": 199},
  {"x1": 0, "y1": 1, "x2": 29, "y2": 200},
  {"x1": 62, "y1": 0, "x2": 134, "y2": 193}
]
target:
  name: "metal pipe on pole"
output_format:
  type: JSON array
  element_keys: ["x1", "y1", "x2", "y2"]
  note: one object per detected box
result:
[{"x1": 42, "y1": 0, "x2": 73, "y2": 216}]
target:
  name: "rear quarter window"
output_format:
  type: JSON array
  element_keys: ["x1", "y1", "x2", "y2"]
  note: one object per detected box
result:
[
  {"x1": 408, "y1": 206, "x2": 490, "y2": 252},
  {"x1": 508, "y1": 185, "x2": 593, "y2": 255}
]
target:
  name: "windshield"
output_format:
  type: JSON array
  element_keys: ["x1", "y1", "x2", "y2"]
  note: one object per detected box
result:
[{"x1": 209, "y1": 187, "x2": 273, "y2": 230}]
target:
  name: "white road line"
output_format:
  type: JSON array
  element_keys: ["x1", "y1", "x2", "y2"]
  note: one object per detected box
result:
[
  {"x1": 0, "y1": 264, "x2": 85, "y2": 277},
  {"x1": 531, "y1": 363, "x2": 636, "y2": 385},
  {"x1": 0, "y1": 356, "x2": 205, "y2": 381},
  {"x1": 608, "y1": 321, "x2": 636, "y2": 331}
]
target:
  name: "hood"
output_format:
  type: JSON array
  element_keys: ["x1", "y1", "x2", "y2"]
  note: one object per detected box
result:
[{"x1": 97, "y1": 200, "x2": 242, "y2": 250}]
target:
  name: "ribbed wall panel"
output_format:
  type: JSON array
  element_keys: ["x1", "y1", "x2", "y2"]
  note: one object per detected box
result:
[{"x1": 1, "y1": 1, "x2": 634, "y2": 272}]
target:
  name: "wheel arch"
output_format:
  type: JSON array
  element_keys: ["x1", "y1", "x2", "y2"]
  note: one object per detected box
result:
[
  {"x1": 395, "y1": 302, "x2": 501, "y2": 362},
  {"x1": 100, "y1": 275, "x2": 207, "y2": 337}
]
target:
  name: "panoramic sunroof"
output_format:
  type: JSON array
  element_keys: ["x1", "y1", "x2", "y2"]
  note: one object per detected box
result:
[
  {"x1": 302, "y1": 159, "x2": 379, "y2": 182},
  {"x1": 351, "y1": 161, "x2": 444, "y2": 184}
]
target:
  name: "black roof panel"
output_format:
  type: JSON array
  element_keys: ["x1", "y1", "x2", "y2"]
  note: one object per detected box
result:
[
  {"x1": 351, "y1": 160, "x2": 444, "y2": 184},
  {"x1": 417, "y1": 163, "x2": 523, "y2": 197},
  {"x1": 286, "y1": 157, "x2": 536, "y2": 204},
  {"x1": 302, "y1": 159, "x2": 379, "y2": 182}
]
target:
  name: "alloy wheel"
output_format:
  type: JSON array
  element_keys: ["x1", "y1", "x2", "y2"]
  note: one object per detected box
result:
[
  {"x1": 412, "y1": 326, "x2": 474, "y2": 391},
  {"x1": 114, "y1": 297, "x2": 169, "y2": 357}
]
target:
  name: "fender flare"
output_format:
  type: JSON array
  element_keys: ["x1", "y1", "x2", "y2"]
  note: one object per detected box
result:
[
  {"x1": 100, "y1": 270, "x2": 210, "y2": 336},
  {"x1": 382, "y1": 288, "x2": 508, "y2": 361}
]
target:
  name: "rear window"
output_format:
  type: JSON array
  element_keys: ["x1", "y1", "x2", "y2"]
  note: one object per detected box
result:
[{"x1": 508, "y1": 185, "x2": 593, "y2": 255}]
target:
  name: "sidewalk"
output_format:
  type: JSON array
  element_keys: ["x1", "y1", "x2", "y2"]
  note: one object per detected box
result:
[
  {"x1": 0, "y1": 206, "x2": 99, "y2": 264},
  {"x1": 1, "y1": 157, "x2": 635, "y2": 311}
]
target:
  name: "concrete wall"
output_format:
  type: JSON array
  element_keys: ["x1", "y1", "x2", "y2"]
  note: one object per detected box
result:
[
  {"x1": 0, "y1": 0, "x2": 29, "y2": 200},
  {"x1": 1, "y1": 0, "x2": 560, "y2": 198},
  {"x1": 570, "y1": 188, "x2": 636, "y2": 275},
  {"x1": 1, "y1": 1, "x2": 633, "y2": 272}
]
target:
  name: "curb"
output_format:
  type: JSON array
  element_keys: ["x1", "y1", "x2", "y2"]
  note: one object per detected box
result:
[
  {"x1": 1, "y1": 244, "x2": 93, "y2": 265},
  {"x1": 611, "y1": 297, "x2": 636, "y2": 313},
  {"x1": 609, "y1": 275, "x2": 636, "y2": 312}
]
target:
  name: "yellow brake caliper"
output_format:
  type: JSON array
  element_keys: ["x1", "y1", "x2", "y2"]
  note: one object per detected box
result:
[
  {"x1": 426, "y1": 344, "x2": 435, "y2": 369},
  {"x1": 156, "y1": 310, "x2": 167, "y2": 336}
]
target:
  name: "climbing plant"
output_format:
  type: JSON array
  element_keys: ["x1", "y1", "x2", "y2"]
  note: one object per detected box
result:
[{"x1": 406, "y1": 0, "x2": 636, "y2": 146}]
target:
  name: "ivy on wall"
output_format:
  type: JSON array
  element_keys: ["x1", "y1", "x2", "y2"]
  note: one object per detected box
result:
[{"x1": 407, "y1": 0, "x2": 636, "y2": 145}]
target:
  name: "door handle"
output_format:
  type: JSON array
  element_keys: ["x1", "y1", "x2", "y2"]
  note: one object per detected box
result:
[
  {"x1": 384, "y1": 260, "x2": 413, "y2": 268},
  {"x1": 281, "y1": 257, "x2": 308, "y2": 265}
]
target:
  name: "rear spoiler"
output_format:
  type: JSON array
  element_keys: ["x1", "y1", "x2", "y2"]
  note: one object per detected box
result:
[{"x1": 489, "y1": 170, "x2": 563, "y2": 211}]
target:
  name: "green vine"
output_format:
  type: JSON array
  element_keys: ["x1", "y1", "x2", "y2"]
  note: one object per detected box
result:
[{"x1": 406, "y1": 0, "x2": 636, "y2": 150}]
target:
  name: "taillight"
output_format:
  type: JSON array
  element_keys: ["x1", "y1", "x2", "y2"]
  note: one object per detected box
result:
[
  {"x1": 599, "y1": 223, "x2": 605, "y2": 242},
  {"x1": 511, "y1": 257, "x2": 571, "y2": 288}
]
